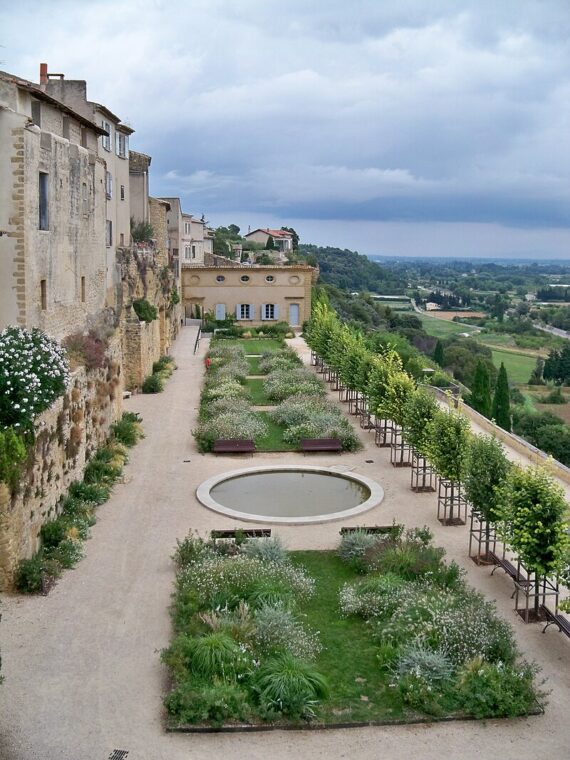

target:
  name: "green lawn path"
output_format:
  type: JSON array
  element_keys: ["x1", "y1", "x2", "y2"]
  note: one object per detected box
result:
[
  {"x1": 291, "y1": 551, "x2": 405, "y2": 723},
  {"x1": 255, "y1": 412, "x2": 296, "y2": 452}
]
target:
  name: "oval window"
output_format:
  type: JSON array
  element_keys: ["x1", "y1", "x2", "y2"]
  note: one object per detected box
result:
[
  {"x1": 265, "y1": 275, "x2": 275, "y2": 283},
  {"x1": 240, "y1": 275, "x2": 250, "y2": 282},
  {"x1": 289, "y1": 275, "x2": 300, "y2": 285},
  {"x1": 216, "y1": 275, "x2": 225, "y2": 282}
]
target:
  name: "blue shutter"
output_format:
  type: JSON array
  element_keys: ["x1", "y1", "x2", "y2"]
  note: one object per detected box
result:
[
  {"x1": 249, "y1": 304, "x2": 255, "y2": 320},
  {"x1": 235, "y1": 304, "x2": 240, "y2": 319},
  {"x1": 215, "y1": 304, "x2": 226, "y2": 320},
  {"x1": 274, "y1": 304, "x2": 279, "y2": 320},
  {"x1": 261, "y1": 304, "x2": 266, "y2": 321}
]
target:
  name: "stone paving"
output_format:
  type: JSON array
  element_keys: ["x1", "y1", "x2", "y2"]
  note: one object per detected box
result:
[{"x1": 0, "y1": 326, "x2": 569, "y2": 760}]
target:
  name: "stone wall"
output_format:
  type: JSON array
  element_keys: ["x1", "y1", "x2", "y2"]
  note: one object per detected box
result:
[{"x1": 0, "y1": 336, "x2": 123, "y2": 591}]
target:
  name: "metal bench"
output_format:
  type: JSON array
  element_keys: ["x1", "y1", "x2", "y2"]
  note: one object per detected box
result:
[
  {"x1": 300, "y1": 438, "x2": 342, "y2": 454},
  {"x1": 541, "y1": 605, "x2": 570, "y2": 639},
  {"x1": 212, "y1": 439, "x2": 255, "y2": 455},
  {"x1": 489, "y1": 550, "x2": 531, "y2": 597}
]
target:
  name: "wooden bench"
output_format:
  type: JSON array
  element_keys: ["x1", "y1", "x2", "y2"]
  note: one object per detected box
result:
[
  {"x1": 489, "y1": 551, "x2": 531, "y2": 597},
  {"x1": 340, "y1": 525, "x2": 402, "y2": 536},
  {"x1": 541, "y1": 605, "x2": 570, "y2": 639},
  {"x1": 211, "y1": 529, "x2": 271, "y2": 540},
  {"x1": 300, "y1": 438, "x2": 342, "y2": 454},
  {"x1": 213, "y1": 439, "x2": 255, "y2": 455}
]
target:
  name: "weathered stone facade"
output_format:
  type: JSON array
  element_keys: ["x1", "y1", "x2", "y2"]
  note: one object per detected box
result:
[{"x1": 0, "y1": 336, "x2": 123, "y2": 590}]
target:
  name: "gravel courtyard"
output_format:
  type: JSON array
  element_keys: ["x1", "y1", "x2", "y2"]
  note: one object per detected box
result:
[{"x1": 0, "y1": 325, "x2": 569, "y2": 760}]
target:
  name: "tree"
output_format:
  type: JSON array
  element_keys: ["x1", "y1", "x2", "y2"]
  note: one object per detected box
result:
[
  {"x1": 498, "y1": 465, "x2": 569, "y2": 617},
  {"x1": 402, "y1": 389, "x2": 439, "y2": 456},
  {"x1": 464, "y1": 434, "x2": 510, "y2": 558},
  {"x1": 281, "y1": 226, "x2": 299, "y2": 249},
  {"x1": 228, "y1": 224, "x2": 240, "y2": 236},
  {"x1": 433, "y1": 340, "x2": 444, "y2": 367},
  {"x1": 378, "y1": 371, "x2": 416, "y2": 427},
  {"x1": 528, "y1": 357, "x2": 545, "y2": 385},
  {"x1": 425, "y1": 408, "x2": 471, "y2": 483},
  {"x1": 266, "y1": 235, "x2": 275, "y2": 250},
  {"x1": 470, "y1": 360, "x2": 492, "y2": 418},
  {"x1": 492, "y1": 363, "x2": 511, "y2": 431}
]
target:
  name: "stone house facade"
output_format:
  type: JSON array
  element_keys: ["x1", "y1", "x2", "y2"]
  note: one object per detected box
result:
[
  {"x1": 0, "y1": 69, "x2": 108, "y2": 339},
  {"x1": 244, "y1": 227, "x2": 294, "y2": 253},
  {"x1": 181, "y1": 264, "x2": 315, "y2": 327}
]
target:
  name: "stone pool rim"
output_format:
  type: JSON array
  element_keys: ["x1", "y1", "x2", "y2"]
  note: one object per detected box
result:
[{"x1": 196, "y1": 465, "x2": 384, "y2": 525}]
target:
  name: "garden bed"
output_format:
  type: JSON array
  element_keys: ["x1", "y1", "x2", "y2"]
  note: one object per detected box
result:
[{"x1": 162, "y1": 529, "x2": 543, "y2": 730}]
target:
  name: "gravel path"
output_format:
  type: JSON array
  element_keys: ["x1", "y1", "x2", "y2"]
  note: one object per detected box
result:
[{"x1": 0, "y1": 327, "x2": 569, "y2": 760}]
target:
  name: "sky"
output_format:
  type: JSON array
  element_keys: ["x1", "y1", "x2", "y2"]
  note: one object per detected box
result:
[{"x1": 2, "y1": 0, "x2": 570, "y2": 259}]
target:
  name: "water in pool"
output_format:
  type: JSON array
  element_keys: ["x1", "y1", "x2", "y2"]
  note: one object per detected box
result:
[{"x1": 209, "y1": 471, "x2": 370, "y2": 518}]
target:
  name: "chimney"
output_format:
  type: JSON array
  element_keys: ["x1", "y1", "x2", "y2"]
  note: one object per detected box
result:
[{"x1": 39, "y1": 63, "x2": 48, "y2": 86}]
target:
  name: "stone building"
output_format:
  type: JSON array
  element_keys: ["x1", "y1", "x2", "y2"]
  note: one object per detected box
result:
[
  {"x1": 161, "y1": 197, "x2": 211, "y2": 267},
  {"x1": 0, "y1": 69, "x2": 108, "y2": 339},
  {"x1": 40, "y1": 63, "x2": 134, "y2": 308},
  {"x1": 244, "y1": 227, "x2": 294, "y2": 253},
  {"x1": 181, "y1": 264, "x2": 315, "y2": 327}
]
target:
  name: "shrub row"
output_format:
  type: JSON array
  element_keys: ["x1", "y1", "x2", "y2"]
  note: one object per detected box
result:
[
  {"x1": 14, "y1": 412, "x2": 143, "y2": 593},
  {"x1": 271, "y1": 395, "x2": 361, "y2": 451},
  {"x1": 163, "y1": 533, "x2": 327, "y2": 726},
  {"x1": 337, "y1": 527, "x2": 541, "y2": 718},
  {"x1": 142, "y1": 355, "x2": 176, "y2": 394}
]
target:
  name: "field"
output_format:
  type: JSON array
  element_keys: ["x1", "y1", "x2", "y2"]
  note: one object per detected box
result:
[
  {"x1": 417, "y1": 313, "x2": 477, "y2": 338},
  {"x1": 490, "y1": 349, "x2": 536, "y2": 385},
  {"x1": 429, "y1": 310, "x2": 486, "y2": 321}
]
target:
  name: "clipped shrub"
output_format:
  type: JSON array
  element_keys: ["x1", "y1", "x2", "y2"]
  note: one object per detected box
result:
[
  {"x1": 132, "y1": 298, "x2": 158, "y2": 323},
  {"x1": 253, "y1": 653, "x2": 329, "y2": 719},
  {"x1": 142, "y1": 373, "x2": 163, "y2": 393}
]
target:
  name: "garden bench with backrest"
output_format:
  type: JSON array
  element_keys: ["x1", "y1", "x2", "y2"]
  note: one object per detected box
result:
[
  {"x1": 213, "y1": 439, "x2": 256, "y2": 455},
  {"x1": 300, "y1": 438, "x2": 342, "y2": 454},
  {"x1": 340, "y1": 525, "x2": 402, "y2": 536},
  {"x1": 489, "y1": 550, "x2": 532, "y2": 597},
  {"x1": 211, "y1": 529, "x2": 271, "y2": 540},
  {"x1": 541, "y1": 605, "x2": 570, "y2": 639}
]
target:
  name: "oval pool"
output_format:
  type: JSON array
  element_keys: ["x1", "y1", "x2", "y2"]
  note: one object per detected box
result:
[{"x1": 196, "y1": 465, "x2": 384, "y2": 525}]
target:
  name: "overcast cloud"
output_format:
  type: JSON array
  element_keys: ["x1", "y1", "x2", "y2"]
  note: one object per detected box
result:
[{"x1": 3, "y1": 0, "x2": 570, "y2": 257}]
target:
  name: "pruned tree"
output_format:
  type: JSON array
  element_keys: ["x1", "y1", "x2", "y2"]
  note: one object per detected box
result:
[{"x1": 402, "y1": 389, "x2": 439, "y2": 456}]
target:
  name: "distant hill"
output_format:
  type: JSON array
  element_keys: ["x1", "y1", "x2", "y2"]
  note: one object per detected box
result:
[{"x1": 299, "y1": 244, "x2": 406, "y2": 294}]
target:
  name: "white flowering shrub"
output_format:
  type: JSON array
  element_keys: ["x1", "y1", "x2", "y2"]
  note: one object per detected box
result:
[
  {"x1": 263, "y1": 367, "x2": 325, "y2": 402},
  {"x1": 177, "y1": 554, "x2": 315, "y2": 612},
  {"x1": 202, "y1": 378, "x2": 248, "y2": 402},
  {"x1": 258, "y1": 349, "x2": 302, "y2": 374},
  {"x1": 0, "y1": 326, "x2": 70, "y2": 430},
  {"x1": 194, "y1": 410, "x2": 268, "y2": 452},
  {"x1": 254, "y1": 603, "x2": 322, "y2": 660},
  {"x1": 271, "y1": 394, "x2": 361, "y2": 451}
]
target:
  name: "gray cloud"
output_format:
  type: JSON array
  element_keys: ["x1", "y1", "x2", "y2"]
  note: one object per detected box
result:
[{"x1": 3, "y1": 0, "x2": 569, "y2": 257}]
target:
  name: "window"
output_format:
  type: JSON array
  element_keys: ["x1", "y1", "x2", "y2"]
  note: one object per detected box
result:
[
  {"x1": 191, "y1": 245, "x2": 196, "y2": 259},
  {"x1": 120, "y1": 233, "x2": 124, "y2": 246},
  {"x1": 106, "y1": 220, "x2": 113, "y2": 247},
  {"x1": 40, "y1": 280, "x2": 47, "y2": 310},
  {"x1": 120, "y1": 184, "x2": 125, "y2": 201},
  {"x1": 240, "y1": 275, "x2": 250, "y2": 282},
  {"x1": 185, "y1": 246, "x2": 192, "y2": 260},
  {"x1": 80, "y1": 127, "x2": 88, "y2": 148},
  {"x1": 115, "y1": 132, "x2": 128, "y2": 158},
  {"x1": 81, "y1": 276, "x2": 86, "y2": 303},
  {"x1": 237, "y1": 303, "x2": 253, "y2": 320},
  {"x1": 262, "y1": 303, "x2": 278, "y2": 320},
  {"x1": 82, "y1": 182, "x2": 88, "y2": 215},
  {"x1": 101, "y1": 120, "x2": 111, "y2": 151},
  {"x1": 216, "y1": 275, "x2": 225, "y2": 282},
  {"x1": 265, "y1": 275, "x2": 275, "y2": 283},
  {"x1": 38, "y1": 172, "x2": 49, "y2": 230},
  {"x1": 31, "y1": 99, "x2": 41, "y2": 127},
  {"x1": 105, "y1": 171, "x2": 113, "y2": 199},
  {"x1": 184, "y1": 222, "x2": 191, "y2": 234}
]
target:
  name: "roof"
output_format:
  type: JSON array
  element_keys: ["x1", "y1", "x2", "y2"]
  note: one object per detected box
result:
[
  {"x1": 244, "y1": 228, "x2": 293, "y2": 239},
  {"x1": 0, "y1": 70, "x2": 107, "y2": 136}
]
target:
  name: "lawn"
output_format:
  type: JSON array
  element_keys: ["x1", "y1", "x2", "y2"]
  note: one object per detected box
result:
[
  {"x1": 223, "y1": 338, "x2": 284, "y2": 354},
  {"x1": 255, "y1": 411, "x2": 296, "y2": 451},
  {"x1": 247, "y1": 356, "x2": 262, "y2": 375},
  {"x1": 491, "y1": 349, "x2": 536, "y2": 385},
  {"x1": 291, "y1": 550, "x2": 405, "y2": 722},
  {"x1": 245, "y1": 378, "x2": 272, "y2": 405},
  {"x1": 417, "y1": 314, "x2": 477, "y2": 339}
]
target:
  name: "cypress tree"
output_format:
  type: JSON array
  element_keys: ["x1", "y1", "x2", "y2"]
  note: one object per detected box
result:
[
  {"x1": 492, "y1": 362, "x2": 511, "y2": 432},
  {"x1": 433, "y1": 340, "x2": 444, "y2": 367},
  {"x1": 470, "y1": 360, "x2": 492, "y2": 418},
  {"x1": 266, "y1": 235, "x2": 275, "y2": 250}
]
